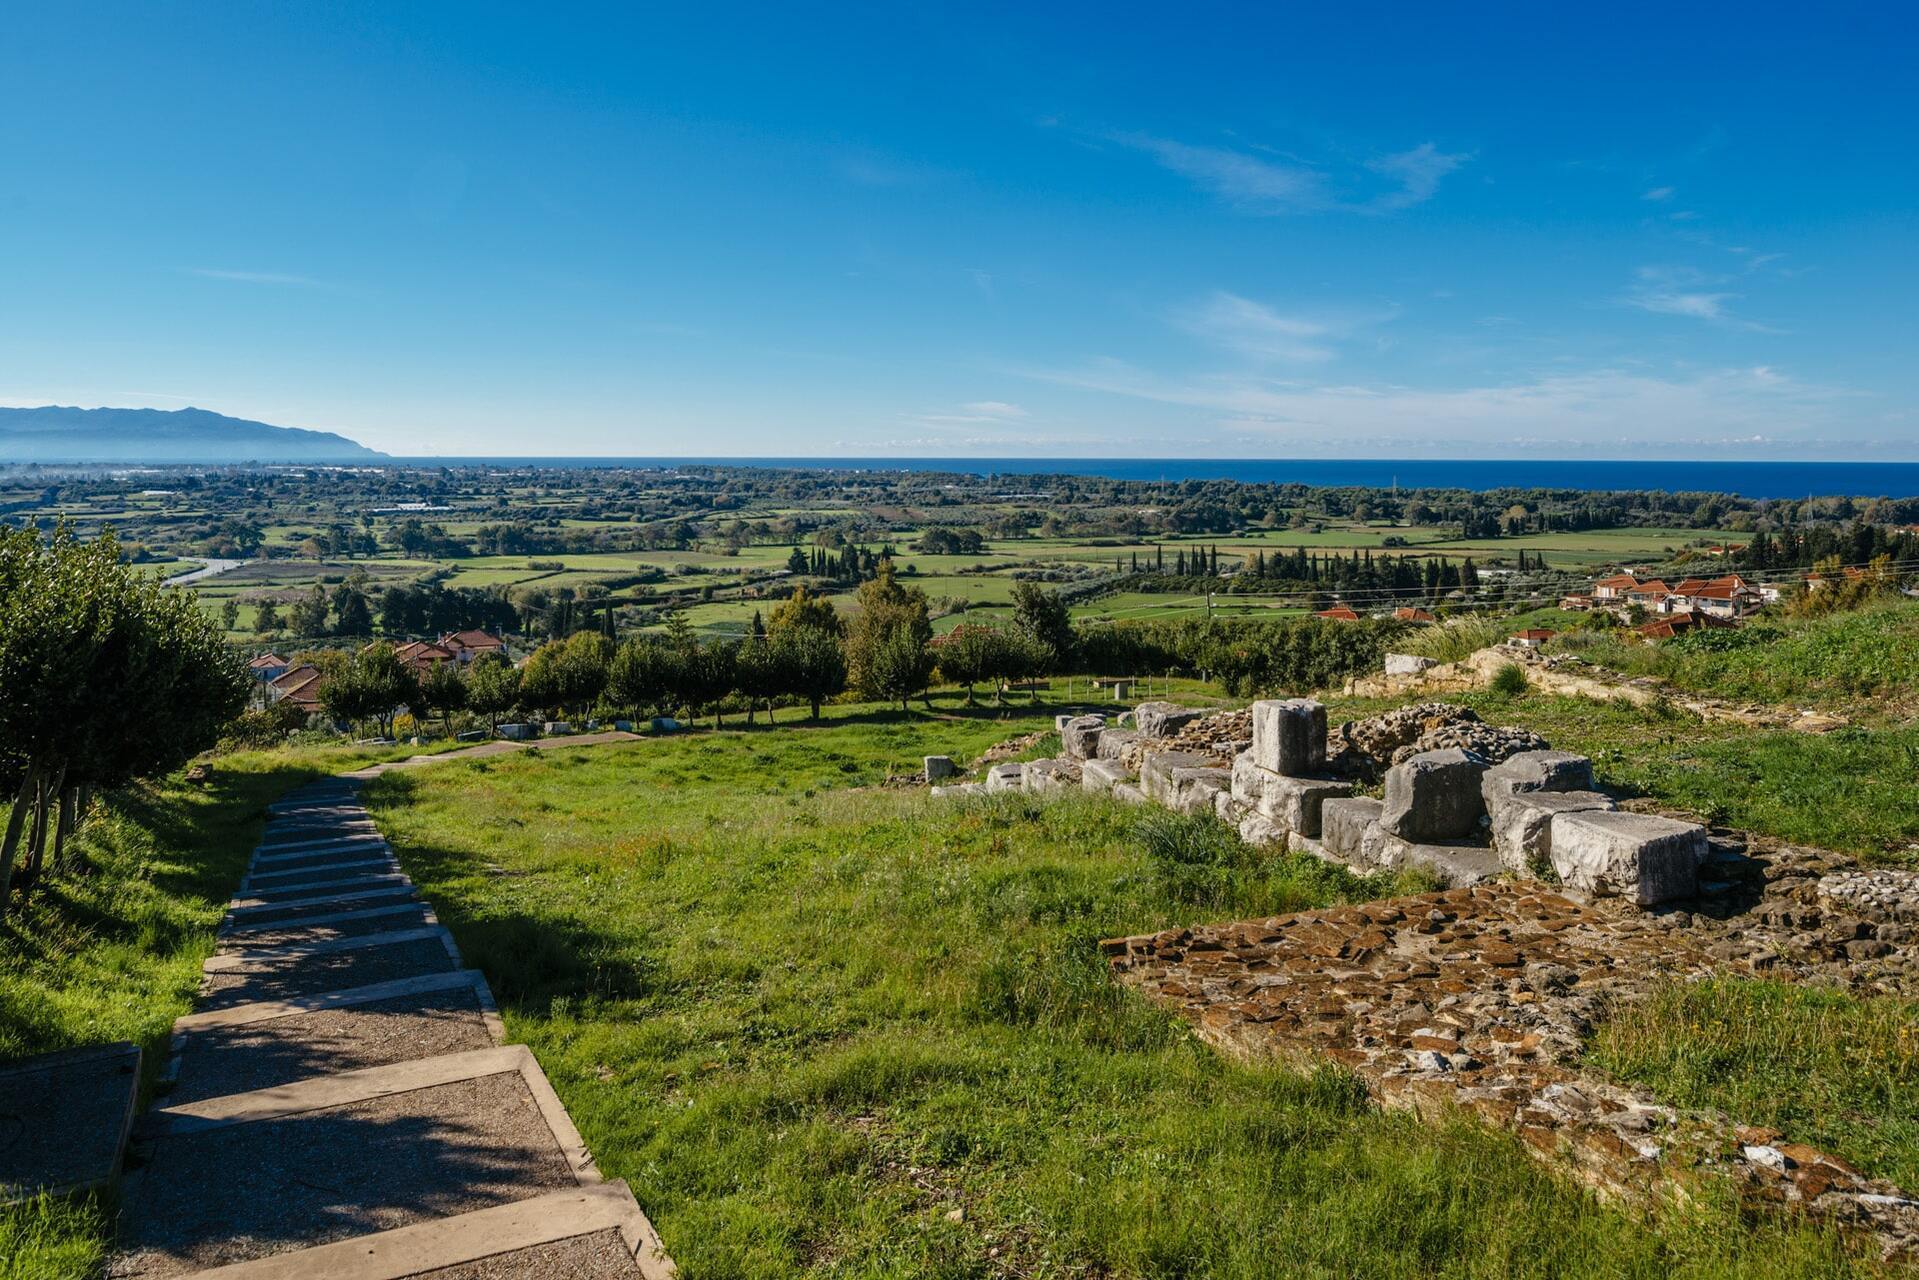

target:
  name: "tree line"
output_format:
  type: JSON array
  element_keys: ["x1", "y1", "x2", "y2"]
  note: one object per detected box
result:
[{"x1": 0, "y1": 526, "x2": 249, "y2": 915}]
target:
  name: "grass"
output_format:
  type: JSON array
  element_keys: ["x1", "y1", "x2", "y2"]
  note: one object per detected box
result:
[
  {"x1": 361, "y1": 713, "x2": 1880, "y2": 1277},
  {"x1": 1558, "y1": 602, "x2": 1919, "y2": 716},
  {"x1": 1589, "y1": 978, "x2": 1919, "y2": 1191}
]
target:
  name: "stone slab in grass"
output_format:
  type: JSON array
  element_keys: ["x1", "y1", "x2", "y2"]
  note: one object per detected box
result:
[
  {"x1": 0, "y1": 1041, "x2": 141, "y2": 1200},
  {"x1": 413, "y1": 1227, "x2": 647, "y2": 1279},
  {"x1": 117, "y1": 1069, "x2": 579, "y2": 1277},
  {"x1": 169, "y1": 978, "x2": 499, "y2": 1105},
  {"x1": 199, "y1": 936, "x2": 460, "y2": 1012}
]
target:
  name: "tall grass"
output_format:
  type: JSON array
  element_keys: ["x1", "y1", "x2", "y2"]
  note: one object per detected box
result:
[
  {"x1": 1398, "y1": 616, "x2": 1506, "y2": 663},
  {"x1": 1590, "y1": 978, "x2": 1919, "y2": 1190}
]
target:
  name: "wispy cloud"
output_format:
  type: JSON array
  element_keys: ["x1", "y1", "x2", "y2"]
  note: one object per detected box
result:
[
  {"x1": 908, "y1": 400, "x2": 1029, "y2": 427},
  {"x1": 1642, "y1": 185, "x2": 1675, "y2": 201},
  {"x1": 1366, "y1": 143, "x2": 1468, "y2": 211},
  {"x1": 1176, "y1": 292, "x2": 1338, "y2": 362},
  {"x1": 1015, "y1": 359, "x2": 1859, "y2": 455},
  {"x1": 1115, "y1": 134, "x2": 1467, "y2": 215},
  {"x1": 1118, "y1": 134, "x2": 1327, "y2": 212},
  {"x1": 185, "y1": 267, "x2": 330, "y2": 288},
  {"x1": 1621, "y1": 265, "x2": 1774, "y2": 328}
]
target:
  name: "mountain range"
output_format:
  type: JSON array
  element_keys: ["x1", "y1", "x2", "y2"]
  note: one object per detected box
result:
[{"x1": 0, "y1": 406, "x2": 387, "y2": 464}]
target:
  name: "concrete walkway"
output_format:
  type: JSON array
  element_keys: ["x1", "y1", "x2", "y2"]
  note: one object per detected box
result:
[
  {"x1": 112, "y1": 779, "x2": 674, "y2": 1278},
  {"x1": 343, "y1": 730, "x2": 643, "y2": 780}
]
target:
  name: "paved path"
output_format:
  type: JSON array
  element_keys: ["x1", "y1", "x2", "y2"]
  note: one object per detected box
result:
[
  {"x1": 343, "y1": 731, "x2": 643, "y2": 780},
  {"x1": 113, "y1": 779, "x2": 674, "y2": 1278}
]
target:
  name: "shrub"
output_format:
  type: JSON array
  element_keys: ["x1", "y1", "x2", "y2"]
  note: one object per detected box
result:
[{"x1": 1489, "y1": 663, "x2": 1529, "y2": 697}]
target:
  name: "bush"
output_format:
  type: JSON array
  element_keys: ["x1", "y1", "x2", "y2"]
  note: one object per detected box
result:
[
  {"x1": 1489, "y1": 663, "x2": 1529, "y2": 697},
  {"x1": 1398, "y1": 616, "x2": 1504, "y2": 663}
]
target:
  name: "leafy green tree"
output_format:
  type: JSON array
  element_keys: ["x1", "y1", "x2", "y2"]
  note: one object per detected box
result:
[
  {"x1": 866, "y1": 623, "x2": 934, "y2": 711},
  {"x1": 845, "y1": 565, "x2": 931, "y2": 702},
  {"x1": 220, "y1": 597, "x2": 241, "y2": 631},
  {"x1": 464, "y1": 652, "x2": 521, "y2": 732},
  {"x1": 419, "y1": 660, "x2": 468, "y2": 735},
  {"x1": 734, "y1": 634, "x2": 783, "y2": 724},
  {"x1": 0, "y1": 526, "x2": 247, "y2": 908},
  {"x1": 785, "y1": 546, "x2": 809, "y2": 575},
  {"x1": 609, "y1": 636, "x2": 677, "y2": 717},
  {"x1": 334, "y1": 588, "x2": 373, "y2": 635},
  {"x1": 319, "y1": 642, "x2": 421, "y2": 739},
  {"x1": 933, "y1": 623, "x2": 995, "y2": 704},
  {"x1": 772, "y1": 625, "x2": 845, "y2": 720},
  {"x1": 1010, "y1": 581, "x2": 1074, "y2": 673},
  {"x1": 254, "y1": 598, "x2": 282, "y2": 633},
  {"x1": 765, "y1": 585, "x2": 841, "y2": 637},
  {"x1": 289, "y1": 586, "x2": 329, "y2": 637}
]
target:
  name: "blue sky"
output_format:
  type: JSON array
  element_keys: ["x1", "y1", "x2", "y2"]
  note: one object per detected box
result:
[{"x1": 3, "y1": 2, "x2": 1915, "y2": 458}]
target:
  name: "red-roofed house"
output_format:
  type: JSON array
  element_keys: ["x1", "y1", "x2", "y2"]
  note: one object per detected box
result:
[
  {"x1": 268, "y1": 663, "x2": 325, "y2": 713},
  {"x1": 1509, "y1": 628, "x2": 1556, "y2": 649},
  {"x1": 1315, "y1": 605, "x2": 1361, "y2": 622},
  {"x1": 438, "y1": 629, "x2": 507, "y2": 665},
  {"x1": 392, "y1": 640, "x2": 458, "y2": 675},
  {"x1": 246, "y1": 651, "x2": 290, "y2": 682},
  {"x1": 1592, "y1": 573, "x2": 1640, "y2": 600},
  {"x1": 1392, "y1": 606, "x2": 1437, "y2": 623}
]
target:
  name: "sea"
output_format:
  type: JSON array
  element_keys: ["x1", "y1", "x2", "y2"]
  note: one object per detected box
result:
[{"x1": 385, "y1": 457, "x2": 1919, "y2": 501}]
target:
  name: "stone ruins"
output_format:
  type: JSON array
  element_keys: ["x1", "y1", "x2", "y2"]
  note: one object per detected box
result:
[{"x1": 931, "y1": 673, "x2": 1919, "y2": 1256}]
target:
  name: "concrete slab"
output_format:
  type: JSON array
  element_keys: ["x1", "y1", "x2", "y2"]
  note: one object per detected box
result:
[
  {"x1": 169, "y1": 980, "x2": 500, "y2": 1105},
  {"x1": 164, "y1": 1183, "x2": 671, "y2": 1280},
  {"x1": 252, "y1": 835, "x2": 389, "y2": 863},
  {"x1": 0, "y1": 1041, "x2": 140, "y2": 1199},
  {"x1": 199, "y1": 937, "x2": 460, "y2": 1012}
]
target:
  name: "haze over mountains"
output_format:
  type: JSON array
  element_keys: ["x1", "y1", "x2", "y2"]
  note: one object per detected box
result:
[{"x1": 0, "y1": 406, "x2": 386, "y2": 464}]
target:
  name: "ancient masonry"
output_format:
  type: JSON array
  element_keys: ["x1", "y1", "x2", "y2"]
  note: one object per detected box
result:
[
  {"x1": 934, "y1": 659, "x2": 1919, "y2": 1256},
  {"x1": 111, "y1": 779, "x2": 675, "y2": 1279}
]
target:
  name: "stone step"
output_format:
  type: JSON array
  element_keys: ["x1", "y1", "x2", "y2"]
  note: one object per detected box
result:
[
  {"x1": 224, "y1": 885, "x2": 420, "y2": 927},
  {"x1": 243, "y1": 857, "x2": 399, "y2": 892},
  {"x1": 231, "y1": 872, "x2": 412, "y2": 908},
  {"x1": 162, "y1": 1182, "x2": 673, "y2": 1279},
  {"x1": 198, "y1": 933, "x2": 460, "y2": 1012},
  {"x1": 168, "y1": 972, "x2": 503, "y2": 1105},
  {"x1": 218, "y1": 904, "x2": 438, "y2": 952},
  {"x1": 221, "y1": 896, "x2": 425, "y2": 937},
  {"x1": 249, "y1": 839, "x2": 392, "y2": 870},
  {"x1": 258, "y1": 822, "x2": 381, "y2": 848},
  {"x1": 118, "y1": 1047, "x2": 597, "y2": 1278}
]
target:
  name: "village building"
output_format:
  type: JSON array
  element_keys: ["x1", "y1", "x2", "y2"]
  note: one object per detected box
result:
[
  {"x1": 245, "y1": 651, "x2": 290, "y2": 683},
  {"x1": 1509, "y1": 627, "x2": 1556, "y2": 649},
  {"x1": 437, "y1": 629, "x2": 507, "y2": 664},
  {"x1": 1314, "y1": 605, "x2": 1361, "y2": 622},
  {"x1": 1392, "y1": 606, "x2": 1437, "y2": 623},
  {"x1": 266, "y1": 663, "x2": 324, "y2": 714}
]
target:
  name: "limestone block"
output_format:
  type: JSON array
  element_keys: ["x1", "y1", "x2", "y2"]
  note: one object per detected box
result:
[
  {"x1": 1054, "y1": 714, "x2": 1075, "y2": 733},
  {"x1": 544, "y1": 721, "x2": 574, "y2": 736},
  {"x1": 1111, "y1": 782, "x2": 1148, "y2": 805},
  {"x1": 1321, "y1": 797, "x2": 1383, "y2": 861},
  {"x1": 1384, "y1": 653, "x2": 1438, "y2": 676},
  {"x1": 1061, "y1": 715, "x2": 1107, "y2": 760},
  {"x1": 1286, "y1": 831, "x2": 1341, "y2": 865},
  {"x1": 1239, "y1": 814, "x2": 1288, "y2": 847},
  {"x1": 1381, "y1": 748, "x2": 1489, "y2": 841},
  {"x1": 1213, "y1": 789, "x2": 1249, "y2": 823},
  {"x1": 1251, "y1": 699, "x2": 1326, "y2": 775},
  {"x1": 1023, "y1": 758, "x2": 1074, "y2": 793},
  {"x1": 1140, "y1": 751, "x2": 1214, "y2": 806},
  {"x1": 985, "y1": 762, "x2": 1024, "y2": 793},
  {"x1": 1549, "y1": 810, "x2": 1705, "y2": 906},
  {"x1": 1173, "y1": 770, "x2": 1231, "y2": 815},
  {"x1": 1482, "y1": 750, "x2": 1596, "y2": 816},
  {"x1": 1230, "y1": 752, "x2": 1269, "y2": 807},
  {"x1": 1135, "y1": 701, "x2": 1202, "y2": 738},
  {"x1": 1096, "y1": 728, "x2": 1142, "y2": 761},
  {"x1": 498, "y1": 723, "x2": 534, "y2": 741},
  {"x1": 1361, "y1": 825, "x2": 1503, "y2": 885},
  {"x1": 923, "y1": 755, "x2": 957, "y2": 781},
  {"x1": 1257, "y1": 774, "x2": 1354, "y2": 838},
  {"x1": 1081, "y1": 758, "x2": 1132, "y2": 792},
  {"x1": 1490, "y1": 790, "x2": 1615, "y2": 875}
]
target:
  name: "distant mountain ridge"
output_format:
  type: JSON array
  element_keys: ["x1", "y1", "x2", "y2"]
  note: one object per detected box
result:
[{"x1": 0, "y1": 405, "x2": 387, "y2": 464}]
